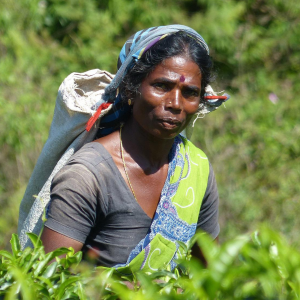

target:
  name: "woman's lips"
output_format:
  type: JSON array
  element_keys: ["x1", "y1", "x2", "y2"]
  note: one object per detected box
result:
[{"x1": 157, "y1": 118, "x2": 182, "y2": 129}]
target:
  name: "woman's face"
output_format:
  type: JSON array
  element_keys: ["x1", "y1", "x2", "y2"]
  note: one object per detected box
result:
[{"x1": 132, "y1": 55, "x2": 202, "y2": 139}]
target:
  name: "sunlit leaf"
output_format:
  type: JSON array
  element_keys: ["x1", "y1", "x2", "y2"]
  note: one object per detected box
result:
[
  {"x1": 54, "y1": 276, "x2": 80, "y2": 299},
  {"x1": 10, "y1": 234, "x2": 21, "y2": 258},
  {"x1": 0, "y1": 250, "x2": 13, "y2": 261},
  {"x1": 41, "y1": 261, "x2": 58, "y2": 279},
  {"x1": 26, "y1": 232, "x2": 43, "y2": 249}
]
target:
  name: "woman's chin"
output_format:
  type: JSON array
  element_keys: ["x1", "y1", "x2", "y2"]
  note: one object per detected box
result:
[{"x1": 150, "y1": 126, "x2": 183, "y2": 140}]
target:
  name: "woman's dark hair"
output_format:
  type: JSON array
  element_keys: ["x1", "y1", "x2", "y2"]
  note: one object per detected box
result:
[{"x1": 119, "y1": 31, "x2": 214, "y2": 103}]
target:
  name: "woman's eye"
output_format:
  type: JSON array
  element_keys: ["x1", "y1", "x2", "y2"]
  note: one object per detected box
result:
[
  {"x1": 183, "y1": 90, "x2": 200, "y2": 98},
  {"x1": 154, "y1": 83, "x2": 169, "y2": 91}
]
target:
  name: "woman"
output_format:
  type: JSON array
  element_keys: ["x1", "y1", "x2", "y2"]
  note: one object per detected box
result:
[{"x1": 41, "y1": 25, "x2": 226, "y2": 273}]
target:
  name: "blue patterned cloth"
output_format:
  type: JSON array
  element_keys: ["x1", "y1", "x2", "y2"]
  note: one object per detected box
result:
[{"x1": 114, "y1": 136, "x2": 197, "y2": 271}]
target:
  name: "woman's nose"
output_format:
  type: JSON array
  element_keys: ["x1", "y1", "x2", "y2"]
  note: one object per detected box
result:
[{"x1": 166, "y1": 89, "x2": 182, "y2": 111}]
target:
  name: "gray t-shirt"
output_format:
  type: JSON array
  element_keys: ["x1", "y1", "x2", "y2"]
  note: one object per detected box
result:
[{"x1": 45, "y1": 142, "x2": 219, "y2": 267}]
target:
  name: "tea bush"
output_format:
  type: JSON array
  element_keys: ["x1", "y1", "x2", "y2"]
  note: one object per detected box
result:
[{"x1": 1, "y1": 226, "x2": 300, "y2": 299}]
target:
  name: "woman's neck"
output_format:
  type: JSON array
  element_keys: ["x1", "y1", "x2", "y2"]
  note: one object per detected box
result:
[{"x1": 121, "y1": 117, "x2": 175, "y2": 169}]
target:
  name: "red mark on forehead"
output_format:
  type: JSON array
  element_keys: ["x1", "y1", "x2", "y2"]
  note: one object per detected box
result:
[{"x1": 180, "y1": 75, "x2": 185, "y2": 82}]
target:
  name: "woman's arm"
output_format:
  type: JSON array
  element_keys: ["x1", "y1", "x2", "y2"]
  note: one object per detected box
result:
[
  {"x1": 196, "y1": 162, "x2": 220, "y2": 237},
  {"x1": 193, "y1": 163, "x2": 220, "y2": 266},
  {"x1": 41, "y1": 227, "x2": 83, "y2": 253},
  {"x1": 42, "y1": 158, "x2": 101, "y2": 254}
]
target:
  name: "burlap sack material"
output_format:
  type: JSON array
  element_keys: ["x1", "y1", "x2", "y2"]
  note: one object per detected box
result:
[{"x1": 18, "y1": 69, "x2": 114, "y2": 249}]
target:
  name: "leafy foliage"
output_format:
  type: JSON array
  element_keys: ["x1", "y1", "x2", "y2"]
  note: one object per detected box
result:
[
  {"x1": 2, "y1": 228, "x2": 300, "y2": 299},
  {"x1": 0, "y1": 0, "x2": 299, "y2": 258},
  {"x1": 1, "y1": 1, "x2": 299, "y2": 298},
  {"x1": 0, "y1": 233, "x2": 82, "y2": 299}
]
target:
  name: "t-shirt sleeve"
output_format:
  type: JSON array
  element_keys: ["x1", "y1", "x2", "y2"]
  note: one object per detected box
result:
[
  {"x1": 45, "y1": 162, "x2": 102, "y2": 244},
  {"x1": 197, "y1": 162, "x2": 220, "y2": 239}
]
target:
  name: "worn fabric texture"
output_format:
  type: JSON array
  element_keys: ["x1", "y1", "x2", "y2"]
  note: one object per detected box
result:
[{"x1": 18, "y1": 69, "x2": 114, "y2": 249}]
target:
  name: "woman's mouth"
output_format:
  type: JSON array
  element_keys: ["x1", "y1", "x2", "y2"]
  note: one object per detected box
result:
[{"x1": 157, "y1": 118, "x2": 182, "y2": 129}]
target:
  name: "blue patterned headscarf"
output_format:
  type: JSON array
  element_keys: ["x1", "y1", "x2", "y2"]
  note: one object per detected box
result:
[{"x1": 96, "y1": 25, "x2": 228, "y2": 137}]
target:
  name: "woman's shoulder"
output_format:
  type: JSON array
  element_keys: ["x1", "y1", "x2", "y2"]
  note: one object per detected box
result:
[
  {"x1": 53, "y1": 131, "x2": 120, "y2": 188},
  {"x1": 69, "y1": 142, "x2": 113, "y2": 168},
  {"x1": 51, "y1": 141, "x2": 119, "y2": 199}
]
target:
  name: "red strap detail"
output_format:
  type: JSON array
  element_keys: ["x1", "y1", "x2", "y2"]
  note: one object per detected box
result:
[
  {"x1": 204, "y1": 95, "x2": 227, "y2": 100},
  {"x1": 86, "y1": 102, "x2": 112, "y2": 132}
]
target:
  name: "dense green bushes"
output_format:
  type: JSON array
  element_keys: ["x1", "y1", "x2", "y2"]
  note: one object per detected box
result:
[
  {"x1": 1, "y1": 2, "x2": 299, "y2": 298},
  {"x1": 1, "y1": 227, "x2": 300, "y2": 299},
  {"x1": 0, "y1": 0, "x2": 299, "y2": 253}
]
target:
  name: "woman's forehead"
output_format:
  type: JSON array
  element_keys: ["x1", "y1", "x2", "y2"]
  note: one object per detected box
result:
[{"x1": 148, "y1": 56, "x2": 202, "y2": 85}]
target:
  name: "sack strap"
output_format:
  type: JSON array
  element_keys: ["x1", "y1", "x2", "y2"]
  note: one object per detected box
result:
[{"x1": 86, "y1": 102, "x2": 112, "y2": 131}]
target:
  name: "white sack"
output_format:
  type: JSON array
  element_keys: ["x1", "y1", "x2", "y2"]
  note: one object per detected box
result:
[{"x1": 18, "y1": 69, "x2": 114, "y2": 249}]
